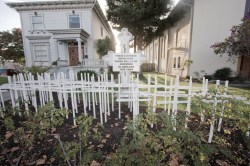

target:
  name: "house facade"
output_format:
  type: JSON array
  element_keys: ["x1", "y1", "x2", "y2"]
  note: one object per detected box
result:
[
  {"x1": 144, "y1": 0, "x2": 247, "y2": 78},
  {"x1": 7, "y1": 0, "x2": 114, "y2": 68}
]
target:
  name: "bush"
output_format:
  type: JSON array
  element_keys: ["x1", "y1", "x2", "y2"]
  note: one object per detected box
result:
[
  {"x1": 77, "y1": 70, "x2": 97, "y2": 80},
  {"x1": 26, "y1": 66, "x2": 50, "y2": 75},
  {"x1": 204, "y1": 75, "x2": 214, "y2": 80},
  {"x1": 214, "y1": 67, "x2": 232, "y2": 80}
]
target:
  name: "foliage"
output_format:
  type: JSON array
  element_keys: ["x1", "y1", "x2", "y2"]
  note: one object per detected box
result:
[
  {"x1": 77, "y1": 70, "x2": 97, "y2": 80},
  {"x1": 105, "y1": 109, "x2": 232, "y2": 165},
  {"x1": 0, "y1": 102, "x2": 104, "y2": 165},
  {"x1": 0, "y1": 102, "x2": 69, "y2": 165},
  {"x1": 211, "y1": 12, "x2": 250, "y2": 61},
  {"x1": 214, "y1": 67, "x2": 232, "y2": 80},
  {"x1": 106, "y1": 0, "x2": 186, "y2": 51},
  {"x1": 0, "y1": 28, "x2": 24, "y2": 62},
  {"x1": 25, "y1": 66, "x2": 51, "y2": 77},
  {"x1": 96, "y1": 36, "x2": 115, "y2": 56}
]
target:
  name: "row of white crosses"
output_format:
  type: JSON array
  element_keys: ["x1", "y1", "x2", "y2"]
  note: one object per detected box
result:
[
  {"x1": 199, "y1": 78, "x2": 250, "y2": 143},
  {"x1": 0, "y1": 28, "x2": 249, "y2": 143},
  {"x1": 0, "y1": 72, "x2": 249, "y2": 143}
]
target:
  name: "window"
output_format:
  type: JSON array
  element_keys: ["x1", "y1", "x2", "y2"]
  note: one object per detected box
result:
[
  {"x1": 34, "y1": 45, "x2": 48, "y2": 61},
  {"x1": 69, "y1": 15, "x2": 80, "y2": 28},
  {"x1": 173, "y1": 57, "x2": 176, "y2": 68},
  {"x1": 176, "y1": 29, "x2": 180, "y2": 47},
  {"x1": 32, "y1": 16, "x2": 44, "y2": 30},
  {"x1": 101, "y1": 26, "x2": 103, "y2": 37},
  {"x1": 173, "y1": 57, "x2": 181, "y2": 69},
  {"x1": 177, "y1": 57, "x2": 181, "y2": 68}
]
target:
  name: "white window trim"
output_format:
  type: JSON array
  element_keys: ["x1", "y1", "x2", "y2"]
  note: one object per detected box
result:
[
  {"x1": 33, "y1": 44, "x2": 49, "y2": 62},
  {"x1": 173, "y1": 56, "x2": 181, "y2": 69},
  {"x1": 30, "y1": 14, "x2": 45, "y2": 31},
  {"x1": 67, "y1": 12, "x2": 82, "y2": 29}
]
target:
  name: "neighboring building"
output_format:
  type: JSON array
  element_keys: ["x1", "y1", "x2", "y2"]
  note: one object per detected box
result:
[
  {"x1": 144, "y1": 0, "x2": 247, "y2": 78},
  {"x1": 7, "y1": 0, "x2": 114, "y2": 68}
]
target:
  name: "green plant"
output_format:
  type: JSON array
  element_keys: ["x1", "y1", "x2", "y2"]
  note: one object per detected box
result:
[
  {"x1": 96, "y1": 36, "x2": 115, "y2": 56},
  {"x1": 214, "y1": 67, "x2": 232, "y2": 80},
  {"x1": 99, "y1": 67, "x2": 104, "y2": 74},
  {"x1": 77, "y1": 70, "x2": 97, "y2": 80},
  {"x1": 105, "y1": 107, "x2": 236, "y2": 165},
  {"x1": 52, "y1": 61, "x2": 58, "y2": 66},
  {"x1": 0, "y1": 102, "x2": 69, "y2": 165},
  {"x1": 25, "y1": 66, "x2": 51, "y2": 76}
]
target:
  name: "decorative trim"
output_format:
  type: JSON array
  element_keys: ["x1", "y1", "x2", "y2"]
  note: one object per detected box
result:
[{"x1": 6, "y1": 0, "x2": 96, "y2": 11}]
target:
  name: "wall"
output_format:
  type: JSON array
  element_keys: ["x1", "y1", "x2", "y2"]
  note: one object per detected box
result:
[
  {"x1": 18, "y1": 8, "x2": 94, "y2": 67},
  {"x1": 170, "y1": 7, "x2": 192, "y2": 77},
  {"x1": 189, "y1": 0, "x2": 246, "y2": 77},
  {"x1": 92, "y1": 10, "x2": 114, "y2": 61}
]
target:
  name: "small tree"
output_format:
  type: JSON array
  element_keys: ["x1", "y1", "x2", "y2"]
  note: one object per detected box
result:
[
  {"x1": 96, "y1": 37, "x2": 115, "y2": 56},
  {"x1": 211, "y1": 12, "x2": 250, "y2": 62},
  {"x1": 0, "y1": 28, "x2": 24, "y2": 62}
]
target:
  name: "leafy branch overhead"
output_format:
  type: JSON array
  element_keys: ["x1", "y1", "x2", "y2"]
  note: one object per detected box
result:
[
  {"x1": 211, "y1": 12, "x2": 250, "y2": 61},
  {"x1": 106, "y1": 0, "x2": 187, "y2": 51}
]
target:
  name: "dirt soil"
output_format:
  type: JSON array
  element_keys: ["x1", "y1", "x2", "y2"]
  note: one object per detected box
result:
[{"x1": 0, "y1": 98, "x2": 250, "y2": 165}]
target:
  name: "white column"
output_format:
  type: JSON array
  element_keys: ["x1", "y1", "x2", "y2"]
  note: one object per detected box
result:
[
  {"x1": 77, "y1": 38, "x2": 82, "y2": 64},
  {"x1": 54, "y1": 39, "x2": 59, "y2": 61}
]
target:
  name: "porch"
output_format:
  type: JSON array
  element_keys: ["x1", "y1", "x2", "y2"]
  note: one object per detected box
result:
[{"x1": 50, "y1": 59, "x2": 108, "y2": 77}]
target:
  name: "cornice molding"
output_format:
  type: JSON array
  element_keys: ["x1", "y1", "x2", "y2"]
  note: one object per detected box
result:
[{"x1": 6, "y1": 0, "x2": 95, "y2": 11}]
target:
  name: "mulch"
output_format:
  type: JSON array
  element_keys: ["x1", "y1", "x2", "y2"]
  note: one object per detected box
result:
[{"x1": 0, "y1": 96, "x2": 249, "y2": 165}]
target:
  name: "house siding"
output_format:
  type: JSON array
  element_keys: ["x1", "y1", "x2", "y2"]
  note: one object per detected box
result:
[
  {"x1": 7, "y1": 1, "x2": 114, "y2": 68},
  {"x1": 189, "y1": 0, "x2": 245, "y2": 77},
  {"x1": 144, "y1": 0, "x2": 246, "y2": 78}
]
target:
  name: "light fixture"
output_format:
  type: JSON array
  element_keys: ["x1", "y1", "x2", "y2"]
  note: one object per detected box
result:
[
  {"x1": 72, "y1": 10, "x2": 75, "y2": 15},
  {"x1": 34, "y1": 12, "x2": 37, "y2": 16}
]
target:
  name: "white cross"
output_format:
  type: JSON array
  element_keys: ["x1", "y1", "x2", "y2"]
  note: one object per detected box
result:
[{"x1": 117, "y1": 28, "x2": 132, "y2": 53}]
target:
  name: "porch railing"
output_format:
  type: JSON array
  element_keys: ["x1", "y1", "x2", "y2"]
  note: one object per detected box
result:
[{"x1": 81, "y1": 59, "x2": 107, "y2": 67}]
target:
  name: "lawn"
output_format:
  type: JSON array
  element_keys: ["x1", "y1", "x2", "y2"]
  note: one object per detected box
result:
[{"x1": 0, "y1": 76, "x2": 8, "y2": 85}]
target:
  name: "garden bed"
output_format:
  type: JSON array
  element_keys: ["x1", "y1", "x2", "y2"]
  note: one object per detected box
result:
[{"x1": 0, "y1": 98, "x2": 249, "y2": 165}]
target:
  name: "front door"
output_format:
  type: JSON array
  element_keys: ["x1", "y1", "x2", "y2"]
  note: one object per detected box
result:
[{"x1": 69, "y1": 46, "x2": 79, "y2": 66}]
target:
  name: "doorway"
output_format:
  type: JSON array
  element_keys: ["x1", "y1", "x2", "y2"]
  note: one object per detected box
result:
[{"x1": 68, "y1": 45, "x2": 84, "y2": 66}]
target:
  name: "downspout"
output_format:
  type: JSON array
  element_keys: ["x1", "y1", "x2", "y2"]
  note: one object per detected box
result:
[
  {"x1": 158, "y1": 37, "x2": 161, "y2": 72},
  {"x1": 90, "y1": 0, "x2": 97, "y2": 62},
  {"x1": 187, "y1": 0, "x2": 194, "y2": 76}
]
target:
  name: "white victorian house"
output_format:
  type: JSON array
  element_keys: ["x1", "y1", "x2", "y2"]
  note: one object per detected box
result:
[
  {"x1": 144, "y1": 0, "x2": 248, "y2": 78},
  {"x1": 7, "y1": 0, "x2": 114, "y2": 69}
]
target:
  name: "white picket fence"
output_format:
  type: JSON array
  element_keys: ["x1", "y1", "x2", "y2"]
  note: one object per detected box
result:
[{"x1": 0, "y1": 72, "x2": 248, "y2": 143}]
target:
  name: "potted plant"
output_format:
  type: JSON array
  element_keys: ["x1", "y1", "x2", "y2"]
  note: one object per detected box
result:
[
  {"x1": 52, "y1": 61, "x2": 58, "y2": 66},
  {"x1": 77, "y1": 61, "x2": 82, "y2": 66}
]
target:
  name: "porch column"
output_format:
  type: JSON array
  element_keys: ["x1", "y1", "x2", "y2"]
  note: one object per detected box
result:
[
  {"x1": 77, "y1": 38, "x2": 82, "y2": 64},
  {"x1": 54, "y1": 39, "x2": 59, "y2": 61}
]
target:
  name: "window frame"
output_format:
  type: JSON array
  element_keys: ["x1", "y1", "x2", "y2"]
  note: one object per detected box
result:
[
  {"x1": 173, "y1": 57, "x2": 176, "y2": 68},
  {"x1": 33, "y1": 44, "x2": 48, "y2": 62},
  {"x1": 31, "y1": 14, "x2": 44, "y2": 30},
  {"x1": 177, "y1": 57, "x2": 181, "y2": 68},
  {"x1": 68, "y1": 14, "x2": 81, "y2": 29},
  {"x1": 173, "y1": 57, "x2": 181, "y2": 69}
]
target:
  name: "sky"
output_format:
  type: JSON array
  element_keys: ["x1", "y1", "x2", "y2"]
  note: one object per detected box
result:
[{"x1": 0, "y1": 0, "x2": 180, "y2": 32}]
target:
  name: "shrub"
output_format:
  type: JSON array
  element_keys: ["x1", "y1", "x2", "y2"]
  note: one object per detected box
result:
[
  {"x1": 77, "y1": 70, "x2": 97, "y2": 80},
  {"x1": 204, "y1": 75, "x2": 214, "y2": 80},
  {"x1": 26, "y1": 66, "x2": 50, "y2": 75},
  {"x1": 214, "y1": 67, "x2": 232, "y2": 80}
]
